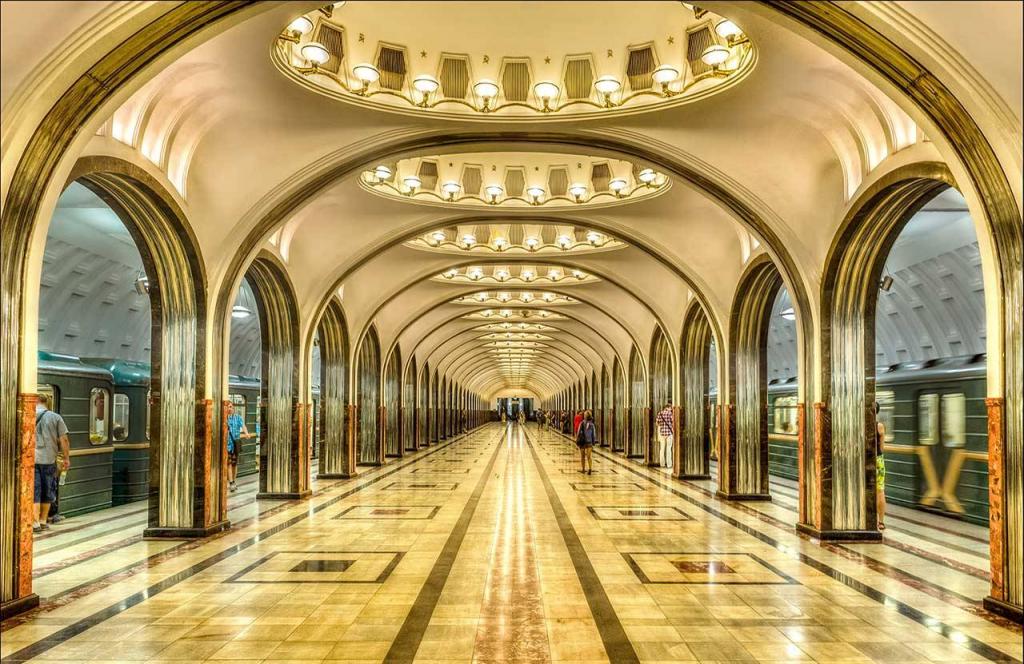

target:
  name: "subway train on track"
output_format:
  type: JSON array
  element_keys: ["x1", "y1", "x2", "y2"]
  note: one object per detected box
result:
[
  {"x1": 706, "y1": 353, "x2": 989, "y2": 526},
  {"x1": 36, "y1": 351, "x2": 322, "y2": 516}
]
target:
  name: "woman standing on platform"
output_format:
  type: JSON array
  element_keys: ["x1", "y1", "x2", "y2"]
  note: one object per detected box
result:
[
  {"x1": 576, "y1": 410, "x2": 597, "y2": 474},
  {"x1": 874, "y1": 401, "x2": 886, "y2": 531}
]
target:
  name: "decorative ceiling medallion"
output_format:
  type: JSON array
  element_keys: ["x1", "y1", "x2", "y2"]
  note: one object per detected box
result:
[
  {"x1": 478, "y1": 333, "x2": 552, "y2": 341},
  {"x1": 435, "y1": 264, "x2": 596, "y2": 285},
  {"x1": 451, "y1": 291, "x2": 576, "y2": 306},
  {"x1": 463, "y1": 309, "x2": 566, "y2": 321},
  {"x1": 407, "y1": 224, "x2": 625, "y2": 255},
  {"x1": 273, "y1": 2, "x2": 755, "y2": 122},
  {"x1": 361, "y1": 153, "x2": 668, "y2": 208}
]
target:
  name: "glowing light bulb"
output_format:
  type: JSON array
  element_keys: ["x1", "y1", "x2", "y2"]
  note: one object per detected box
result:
[
  {"x1": 300, "y1": 42, "x2": 330, "y2": 66},
  {"x1": 557, "y1": 235, "x2": 573, "y2": 249},
  {"x1": 430, "y1": 230, "x2": 446, "y2": 245}
]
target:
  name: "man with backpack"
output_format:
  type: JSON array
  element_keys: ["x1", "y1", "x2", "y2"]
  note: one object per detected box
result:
[{"x1": 34, "y1": 392, "x2": 70, "y2": 532}]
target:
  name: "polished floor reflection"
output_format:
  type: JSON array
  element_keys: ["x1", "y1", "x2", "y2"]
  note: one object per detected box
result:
[{"x1": 2, "y1": 424, "x2": 1020, "y2": 663}]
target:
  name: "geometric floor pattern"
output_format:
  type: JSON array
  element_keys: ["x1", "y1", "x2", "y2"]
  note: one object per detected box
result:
[{"x1": 1, "y1": 424, "x2": 1020, "y2": 663}]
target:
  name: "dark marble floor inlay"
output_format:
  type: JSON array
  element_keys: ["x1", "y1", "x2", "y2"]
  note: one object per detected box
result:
[
  {"x1": 290, "y1": 559, "x2": 354, "y2": 573},
  {"x1": 672, "y1": 560, "x2": 735, "y2": 574}
]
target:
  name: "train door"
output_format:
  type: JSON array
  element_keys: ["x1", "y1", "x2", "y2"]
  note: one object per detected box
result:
[{"x1": 916, "y1": 388, "x2": 969, "y2": 517}]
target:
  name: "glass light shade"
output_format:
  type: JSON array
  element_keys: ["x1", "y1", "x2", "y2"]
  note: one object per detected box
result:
[
  {"x1": 521, "y1": 269, "x2": 535, "y2": 281},
  {"x1": 500, "y1": 310, "x2": 512, "y2": 318},
  {"x1": 594, "y1": 76, "x2": 622, "y2": 94},
  {"x1": 586, "y1": 231, "x2": 602, "y2": 245},
  {"x1": 526, "y1": 186, "x2": 545, "y2": 200},
  {"x1": 412, "y1": 75, "x2": 440, "y2": 93},
  {"x1": 524, "y1": 236, "x2": 540, "y2": 249},
  {"x1": 652, "y1": 64, "x2": 680, "y2": 84},
  {"x1": 430, "y1": 230, "x2": 447, "y2": 242},
  {"x1": 352, "y1": 63, "x2": 381, "y2": 83},
  {"x1": 608, "y1": 178, "x2": 628, "y2": 193},
  {"x1": 485, "y1": 185, "x2": 504, "y2": 198},
  {"x1": 499, "y1": 293, "x2": 511, "y2": 302},
  {"x1": 520, "y1": 292, "x2": 533, "y2": 302},
  {"x1": 481, "y1": 310, "x2": 493, "y2": 317},
  {"x1": 403, "y1": 175, "x2": 422, "y2": 190},
  {"x1": 638, "y1": 168, "x2": 658, "y2": 183},
  {"x1": 231, "y1": 305, "x2": 252, "y2": 319},
  {"x1": 495, "y1": 268, "x2": 510, "y2": 280},
  {"x1": 701, "y1": 45, "x2": 730, "y2": 67},
  {"x1": 461, "y1": 233, "x2": 476, "y2": 246},
  {"x1": 547, "y1": 269, "x2": 561, "y2": 280},
  {"x1": 493, "y1": 237, "x2": 507, "y2": 250},
  {"x1": 572, "y1": 269, "x2": 585, "y2": 279},
  {"x1": 288, "y1": 16, "x2": 314, "y2": 35},
  {"x1": 473, "y1": 80, "x2": 500, "y2": 99},
  {"x1": 476, "y1": 292, "x2": 488, "y2": 301},
  {"x1": 542, "y1": 293, "x2": 554, "y2": 302},
  {"x1": 300, "y1": 42, "x2": 330, "y2": 65},
  {"x1": 443, "y1": 269, "x2": 457, "y2": 278},
  {"x1": 780, "y1": 307, "x2": 796, "y2": 321},
  {"x1": 534, "y1": 81, "x2": 559, "y2": 100},
  {"x1": 568, "y1": 184, "x2": 588, "y2": 199},
  {"x1": 556, "y1": 235, "x2": 573, "y2": 248},
  {"x1": 468, "y1": 268, "x2": 483, "y2": 280},
  {"x1": 715, "y1": 19, "x2": 742, "y2": 39},
  {"x1": 373, "y1": 165, "x2": 392, "y2": 181},
  {"x1": 442, "y1": 181, "x2": 462, "y2": 195}
]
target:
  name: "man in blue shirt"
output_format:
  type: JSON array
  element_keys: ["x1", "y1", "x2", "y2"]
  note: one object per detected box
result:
[
  {"x1": 226, "y1": 401, "x2": 253, "y2": 492},
  {"x1": 35, "y1": 392, "x2": 70, "y2": 532}
]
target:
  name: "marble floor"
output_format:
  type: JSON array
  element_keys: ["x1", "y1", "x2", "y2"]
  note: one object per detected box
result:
[{"x1": 1, "y1": 423, "x2": 1020, "y2": 663}]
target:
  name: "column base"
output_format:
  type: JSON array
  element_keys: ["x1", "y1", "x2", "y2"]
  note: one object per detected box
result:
[
  {"x1": 677, "y1": 473, "x2": 712, "y2": 480},
  {"x1": 318, "y1": 472, "x2": 356, "y2": 480},
  {"x1": 983, "y1": 596, "x2": 1024, "y2": 624},
  {"x1": 1, "y1": 593, "x2": 40, "y2": 620},
  {"x1": 143, "y1": 520, "x2": 230, "y2": 540},
  {"x1": 716, "y1": 490, "x2": 772, "y2": 501},
  {"x1": 796, "y1": 522, "x2": 883, "y2": 542},
  {"x1": 255, "y1": 490, "x2": 312, "y2": 500}
]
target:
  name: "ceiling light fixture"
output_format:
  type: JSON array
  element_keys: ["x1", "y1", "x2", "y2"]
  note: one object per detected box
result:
[
  {"x1": 557, "y1": 235, "x2": 573, "y2": 249},
  {"x1": 525, "y1": 236, "x2": 540, "y2": 251},
  {"x1": 473, "y1": 80, "x2": 500, "y2": 111},
  {"x1": 485, "y1": 184, "x2": 504, "y2": 204},
  {"x1": 586, "y1": 231, "x2": 602, "y2": 246},
  {"x1": 534, "y1": 82, "x2": 560, "y2": 111},
  {"x1": 430, "y1": 230, "x2": 447, "y2": 245},
  {"x1": 412, "y1": 75, "x2": 440, "y2": 105},
  {"x1": 521, "y1": 269, "x2": 535, "y2": 281},
  {"x1": 548, "y1": 268, "x2": 561, "y2": 281},
  {"x1": 231, "y1": 304, "x2": 252, "y2": 319},
  {"x1": 442, "y1": 181, "x2": 462, "y2": 200},
  {"x1": 300, "y1": 42, "x2": 330, "y2": 67},
  {"x1": 594, "y1": 76, "x2": 622, "y2": 106},
  {"x1": 403, "y1": 175, "x2": 422, "y2": 194},
  {"x1": 286, "y1": 16, "x2": 314, "y2": 40},
  {"x1": 608, "y1": 178, "x2": 628, "y2": 196},
  {"x1": 461, "y1": 232, "x2": 476, "y2": 247},
  {"x1": 352, "y1": 63, "x2": 381, "y2": 92},
  {"x1": 715, "y1": 19, "x2": 746, "y2": 45},
  {"x1": 568, "y1": 184, "x2": 588, "y2": 203},
  {"x1": 526, "y1": 186, "x2": 545, "y2": 205},
  {"x1": 495, "y1": 268, "x2": 510, "y2": 281},
  {"x1": 701, "y1": 44, "x2": 730, "y2": 70},
  {"x1": 373, "y1": 165, "x2": 392, "y2": 183},
  {"x1": 652, "y1": 65, "x2": 680, "y2": 94},
  {"x1": 638, "y1": 168, "x2": 658, "y2": 185}
]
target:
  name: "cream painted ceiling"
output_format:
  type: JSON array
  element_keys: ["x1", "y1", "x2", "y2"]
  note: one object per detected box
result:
[{"x1": 11, "y1": 1, "x2": 1009, "y2": 401}]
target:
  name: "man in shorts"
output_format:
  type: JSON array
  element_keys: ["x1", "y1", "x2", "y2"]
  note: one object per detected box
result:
[{"x1": 35, "y1": 392, "x2": 70, "y2": 532}]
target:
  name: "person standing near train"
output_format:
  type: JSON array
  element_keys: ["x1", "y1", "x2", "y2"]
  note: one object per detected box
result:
[
  {"x1": 655, "y1": 401, "x2": 674, "y2": 469},
  {"x1": 226, "y1": 401, "x2": 254, "y2": 493},
  {"x1": 875, "y1": 401, "x2": 887, "y2": 531},
  {"x1": 34, "y1": 392, "x2": 70, "y2": 532}
]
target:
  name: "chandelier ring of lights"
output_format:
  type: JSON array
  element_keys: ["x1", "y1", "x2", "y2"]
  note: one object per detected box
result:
[
  {"x1": 273, "y1": 13, "x2": 755, "y2": 122},
  {"x1": 359, "y1": 174, "x2": 670, "y2": 208}
]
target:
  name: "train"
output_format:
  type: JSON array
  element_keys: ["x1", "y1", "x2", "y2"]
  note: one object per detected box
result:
[
  {"x1": 36, "y1": 352, "x2": 322, "y2": 517},
  {"x1": 707, "y1": 353, "x2": 989, "y2": 525}
]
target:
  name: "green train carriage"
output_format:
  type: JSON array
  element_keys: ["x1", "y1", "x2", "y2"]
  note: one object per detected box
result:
[
  {"x1": 36, "y1": 352, "x2": 116, "y2": 516},
  {"x1": 765, "y1": 353, "x2": 989, "y2": 525}
]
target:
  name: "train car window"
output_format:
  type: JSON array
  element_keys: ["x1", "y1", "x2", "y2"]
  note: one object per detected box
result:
[
  {"x1": 918, "y1": 393, "x2": 939, "y2": 446},
  {"x1": 112, "y1": 393, "x2": 130, "y2": 441},
  {"x1": 941, "y1": 393, "x2": 966, "y2": 448},
  {"x1": 771, "y1": 396, "x2": 799, "y2": 434},
  {"x1": 89, "y1": 388, "x2": 110, "y2": 444},
  {"x1": 38, "y1": 384, "x2": 57, "y2": 413},
  {"x1": 876, "y1": 390, "x2": 895, "y2": 442}
]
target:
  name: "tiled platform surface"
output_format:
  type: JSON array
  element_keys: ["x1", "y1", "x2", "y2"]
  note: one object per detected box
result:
[{"x1": 1, "y1": 424, "x2": 1020, "y2": 663}]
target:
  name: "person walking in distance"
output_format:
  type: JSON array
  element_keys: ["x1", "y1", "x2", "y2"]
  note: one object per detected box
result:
[
  {"x1": 34, "y1": 392, "x2": 70, "y2": 532},
  {"x1": 655, "y1": 401, "x2": 674, "y2": 469},
  {"x1": 576, "y1": 409, "x2": 598, "y2": 474},
  {"x1": 874, "y1": 401, "x2": 887, "y2": 531},
  {"x1": 226, "y1": 401, "x2": 254, "y2": 493}
]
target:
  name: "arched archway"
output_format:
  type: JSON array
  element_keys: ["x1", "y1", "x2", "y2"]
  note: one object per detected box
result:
[
  {"x1": 627, "y1": 346, "x2": 648, "y2": 460},
  {"x1": 355, "y1": 326, "x2": 382, "y2": 465},
  {"x1": 417, "y1": 361, "x2": 429, "y2": 448},
  {"x1": 315, "y1": 299, "x2": 352, "y2": 479},
  {"x1": 244, "y1": 253, "x2": 306, "y2": 500},
  {"x1": 383, "y1": 346, "x2": 401, "y2": 458},
  {"x1": 819, "y1": 164, "x2": 1017, "y2": 619},
  {"x1": 679, "y1": 302, "x2": 714, "y2": 480},
  {"x1": 403, "y1": 359, "x2": 417, "y2": 452},
  {"x1": 601, "y1": 364, "x2": 610, "y2": 446},
  {"x1": 613, "y1": 357, "x2": 626, "y2": 453},
  {"x1": 650, "y1": 327, "x2": 673, "y2": 469},
  {"x1": 720, "y1": 255, "x2": 785, "y2": 503}
]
